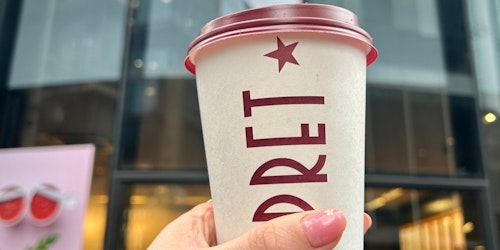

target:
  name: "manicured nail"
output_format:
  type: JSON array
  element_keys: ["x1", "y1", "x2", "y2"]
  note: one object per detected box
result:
[
  {"x1": 364, "y1": 213, "x2": 372, "y2": 234},
  {"x1": 301, "y1": 208, "x2": 346, "y2": 248}
]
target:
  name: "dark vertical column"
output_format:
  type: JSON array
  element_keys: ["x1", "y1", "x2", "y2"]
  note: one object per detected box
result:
[
  {"x1": 103, "y1": 0, "x2": 150, "y2": 249},
  {"x1": 119, "y1": 0, "x2": 151, "y2": 167},
  {"x1": 436, "y1": 0, "x2": 499, "y2": 248},
  {"x1": 436, "y1": 0, "x2": 471, "y2": 75},
  {"x1": 0, "y1": 0, "x2": 25, "y2": 148}
]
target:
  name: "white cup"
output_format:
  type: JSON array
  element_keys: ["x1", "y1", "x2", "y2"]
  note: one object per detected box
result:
[{"x1": 185, "y1": 4, "x2": 377, "y2": 248}]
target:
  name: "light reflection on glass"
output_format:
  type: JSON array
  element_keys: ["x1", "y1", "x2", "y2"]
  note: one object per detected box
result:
[
  {"x1": 134, "y1": 59, "x2": 144, "y2": 68},
  {"x1": 483, "y1": 112, "x2": 497, "y2": 123},
  {"x1": 365, "y1": 188, "x2": 483, "y2": 249},
  {"x1": 144, "y1": 87, "x2": 156, "y2": 97},
  {"x1": 125, "y1": 184, "x2": 211, "y2": 249}
]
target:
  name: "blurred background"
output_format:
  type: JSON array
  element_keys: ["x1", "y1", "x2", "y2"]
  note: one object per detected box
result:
[{"x1": 0, "y1": 0, "x2": 499, "y2": 249}]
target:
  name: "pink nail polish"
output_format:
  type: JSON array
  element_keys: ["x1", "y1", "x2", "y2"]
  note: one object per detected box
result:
[{"x1": 301, "y1": 208, "x2": 346, "y2": 248}]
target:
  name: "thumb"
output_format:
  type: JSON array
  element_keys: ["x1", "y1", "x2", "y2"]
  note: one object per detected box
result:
[{"x1": 212, "y1": 209, "x2": 346, "y2": 250}]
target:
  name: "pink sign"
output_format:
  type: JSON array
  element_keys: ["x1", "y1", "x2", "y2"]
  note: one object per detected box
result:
[{"x1": 0, "y1": 144, "x2": 95, "y2": 250}]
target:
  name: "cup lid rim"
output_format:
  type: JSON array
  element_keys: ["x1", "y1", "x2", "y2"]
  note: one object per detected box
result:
[{"x1": 185, "y1": 3, "x2": 378, "y2": 74}]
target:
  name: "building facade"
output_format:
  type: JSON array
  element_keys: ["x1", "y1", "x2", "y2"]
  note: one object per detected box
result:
[{"x1": 1, "y1": 0, "x2": 499, "y2": 249}]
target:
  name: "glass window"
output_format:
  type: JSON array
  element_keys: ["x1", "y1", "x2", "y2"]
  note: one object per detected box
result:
[
  {"x1": 140, "y1": 0, "x2": 304, "y2": 78},
  {"x1": 119, "y1": 0, "x2": 313, "y2": 169},
  {"x1": 468, "y1": 0, "x2": 500, "y2": 241},
  {"x1": 316, "y1": 0, "x2": 473, "y2": 92},
  {"x1": 2, "y1": 84, "x2": 116, "y2": 250},
  {"x1": 366, "y1": 86, "x2": 482, "y2": 177},
  {"x1": 140, "y1": 1, "x2": 222, "y2": 78},
  {"x1": 310, "y1": 0, "x2": 484, "y2": 177},
  {"x1": 85, "y1": 190, "x2": 109, "y2": 250},
  {"x1": 3, "y1": 1, "x2": 125, "y2": 248},
  {"x1": 365, "y1": 188, "x2": 486, "y2": 249},
  {"x1": 124, "y1": 184, "x2": 211, "y2": 249},
  {"x1": 121, "y1": 0, "x2": 484, "y2": 176},
  {"x1": 119, "y1": 0, "x2": 224, "y2": 169},
  {"x1": 4, "y1": 17, "x2": 125, "y2": 250},
  {"x1": 120, "y1": 79, "x2": 206, "y2": 169},
  {"x1": 8, "y1": 0, "x2": 126, "y2": 89},
  {"x1": 409, "y1": 92, "x2": 450, "y2": 175},
  {"x1": 482, "y1": 116, "x2": 500, "y2": 240},
  {"x1": 121, "y1": 184, "x2": 487, "y2": 250},
  {"x1": 366, "y1": 87, "x2": 409, "y2": 173},
  {"x1": 448, "y1": 96, "x2": 483, "y2": 176}
]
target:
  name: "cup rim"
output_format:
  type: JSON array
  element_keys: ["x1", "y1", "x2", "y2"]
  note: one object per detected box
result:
[{"x1": 185, "y1": 3, "x2": 378, "y2": 74}]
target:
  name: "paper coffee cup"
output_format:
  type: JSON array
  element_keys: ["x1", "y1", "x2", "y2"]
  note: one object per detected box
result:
[{"x1": 185, "y1": 3, "x2": 377, "y2": 248}]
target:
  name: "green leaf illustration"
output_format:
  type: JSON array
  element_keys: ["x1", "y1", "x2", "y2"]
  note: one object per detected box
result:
[{"x1": 26, "y1": 234, "x2": 59, "y2": 250}]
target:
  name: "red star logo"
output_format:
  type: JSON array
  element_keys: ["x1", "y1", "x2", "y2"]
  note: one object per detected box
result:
[{"x1": 264, "y1": 37, "x2": 299, "y2": 72}]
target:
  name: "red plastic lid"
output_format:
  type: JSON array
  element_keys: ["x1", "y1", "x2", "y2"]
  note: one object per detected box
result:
[{"x1": 185, "y1": 3, "x2": 378, "y2": 74}]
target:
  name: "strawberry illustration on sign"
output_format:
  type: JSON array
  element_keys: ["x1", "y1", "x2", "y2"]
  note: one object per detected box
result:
[
  {"x1": 0, "y1": 185, "x2": 26, "y2": 226},
  {"x1": 0, "y1": 145, "x2": 95, "y2": 249},
  {"x1": 264, "y1": 37, "x2": 300, "y2": 72},
  {"x1": 29, "y1": 184, "x2": 62, "y2": 226}
]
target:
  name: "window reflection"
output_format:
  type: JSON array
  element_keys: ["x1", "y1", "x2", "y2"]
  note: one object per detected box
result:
[
  {"x1": 8, "y1": 0, "x2": 126, "y2": 88},
  {"x1": 399, "y1": 208, "x2": 466, "y2": 250},
  {"x1": 84, "y1": 194, "x2": 108, "y2": 250},
  {"x1": 123, "y1": 185, "x2": 486, "y2": 250},
  {"x1": 366, "y1": 88, "x2": 409, "y2": 173},
  {"x1": 142, "y1": 0, "x2": 306, "y2": 78},
  {"x1": 365, "y1": 188, "x2": 485, "y2": 249},
  {"x1": 121, "y1": 79, "x2": 206, "y2": 169},
  {"x1": 469, "y1": 0, "x2": 500, "y2": 239},
  {"x1": 409, "y1": 92, "x2": 449, "y2": 175},
  {"x1": 124, "y1": 184, "x2": 211, "y2": 249},
  {"x1": 449, "y1": 96, "x2": 483, "y2": 176},
  {"x1": 143, "y1": 0, "x2": 222, "y2": 78},
  {"x1": 366, "y1": 86, "x2": 482, "y2": 176},
  {"x1": 5, "y1": 83, "x2": 117, "y2": 250}
]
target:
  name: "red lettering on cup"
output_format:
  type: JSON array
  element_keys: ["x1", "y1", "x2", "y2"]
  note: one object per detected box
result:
[
  {"x1": 243, "y1": 90, "x2": 324, "y2": 117},
  {"x1": 246, "y1": 124, "x2": 326, "y2": 147},
  {"x1": 252, "y1": 194, "x2": 314, "y2": 221},
  {"x1": 243, "y1": 89, "x2": 327, "y2": 223},
  {"x1": 250, "y1": 155, "x2": 327, "y2": 185}
]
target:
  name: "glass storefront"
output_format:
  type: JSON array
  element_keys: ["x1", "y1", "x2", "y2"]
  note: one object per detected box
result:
[
  {"x1": 124, "y1": 184, "x2": 211, "y2": 249},
  {"x1": 1, "y1": 0, "x2": 499, "y2": 249},
  {"x1": 365, "y1": 188, "x2": 485, "y2": 249},
  {"x1": 121, "y1": 79, "x2": 205, "y2": 169}
]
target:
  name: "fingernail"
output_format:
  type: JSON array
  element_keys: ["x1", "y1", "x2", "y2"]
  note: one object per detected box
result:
[
  {"x1": 301, "y1": 208, "x2": 346, "y2": 248},
  {"x1": 364, "y1": 213, "x2": 372, "y2": 234}
]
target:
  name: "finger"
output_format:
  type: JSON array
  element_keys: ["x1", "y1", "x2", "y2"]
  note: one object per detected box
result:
[
  {"x1": 148, "y1": 201, "x2": 216, "y2": 250},
  {"x1": 363, "y1": 213, "x2": 372, "y2": 234},
  {"x1": 211, "y1": 208, "x2": 346, "y2": 250}
]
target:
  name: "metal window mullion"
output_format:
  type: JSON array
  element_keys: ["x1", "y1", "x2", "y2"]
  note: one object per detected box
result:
[
  {"x1": 464, "y1": 0, "x2": 500, "y2": 248},
  {"x1": 365, "y1": 174, "x2": 487, "y2": 190},
  {"x1": 403, "y1": 89, "x2": 418, "y2": 174},
  {"x1": 0, "y1": 0, "x2": 24, "y2": 147},
  {"x1": 479, "y1": 185, "x2": 499, "y2": 249},
  {"x1": 103, "y1": 0, "x2": 136, "y2": 249},
  {"x1": 115, "y1": 169, "x2": 209, "y2": 184},
  {"x1": 441, "y1": 93, "x2": 458, "y2": 175}
]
